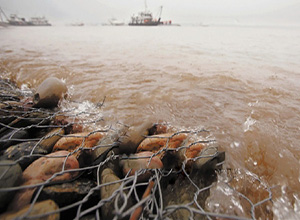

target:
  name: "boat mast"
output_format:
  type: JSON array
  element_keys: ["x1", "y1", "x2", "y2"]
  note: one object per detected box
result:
[
  {"x1": 0, "y1": 7, "x2": 9, "y2": 22},
  {"x1": 158, "y1": 6, "x2": 163, "y2": 21}
]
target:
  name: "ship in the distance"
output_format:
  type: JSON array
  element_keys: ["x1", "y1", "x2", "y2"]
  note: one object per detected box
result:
[
  {"x1": 0, "y1": 8, "x2": 51, "y2": 26},
  {"x1": 129, "y1": 1, "x2": 163, "y2": 26},
  {"x1": 8, "y1": 14, "x2": 51, "y2": 26}
]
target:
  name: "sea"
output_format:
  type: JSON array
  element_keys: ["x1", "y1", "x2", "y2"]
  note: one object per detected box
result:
[{"x1": 1, "y1": 24, "x2": 300, "y2": 219}]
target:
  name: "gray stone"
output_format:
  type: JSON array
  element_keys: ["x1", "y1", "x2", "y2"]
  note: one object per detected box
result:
[
  {"x1": 39, "y1": 128, "x2": 64, "y2": 153},
  {"x1": 37, "y1": 178, "x2": 97, "y2": 207},
  {"x1": 0, "y1": 160, "x2": 22, "y2": 211},
  {"x1": 0, "y1": 130, "x2": 29, "y2": 151},
  {"x1": 0, "y1": 142, "x2": 48, "y2": 170}
]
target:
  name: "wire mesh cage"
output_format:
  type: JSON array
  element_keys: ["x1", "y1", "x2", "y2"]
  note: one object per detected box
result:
[{"x1": 0, "y1": 77, "x2": 274, "y2": 220}]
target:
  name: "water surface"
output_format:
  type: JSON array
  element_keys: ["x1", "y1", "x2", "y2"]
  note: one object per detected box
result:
[{"x1": 1, "y1": 25, "x2": 300, "y2": 218}]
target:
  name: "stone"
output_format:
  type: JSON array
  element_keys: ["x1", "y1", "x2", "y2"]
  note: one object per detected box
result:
[
  {"x1": 161, "y1": 170, "x2": 218, "y2": 220},
  {"x1": 0, "y1": 199, "x2": 59, "y2": 220},
  {"x1": 33, "y1": 77, "x2": 67, "y2": 108},
  {"x1": 37, "y1": 178, "x2": 97, "y2": 207},
  {"x1": 39, "y1": 128, "x2": 65, "y2": 153},
  {"x1": 22, "y1": 151, "x2": 79, "y2": 182},
  {"x1": 137, "y1": 133, "x2": 188, "y2": 155},
  {"x1": 52, "y1": 132, "x2": 103, "y2": 165},
  {"x1": 79, "y1": 214, "x2": 96, "y2": 220},
  {"x1": 192, "y1": 148, "x2": 225, "y2": 171},
  {"x1": 0, "y1": 129, "x2": 29, "y2": 151},
  {"x1": 8, "y1": 151, "x2": 79, "y2": 211},
  {"x1": 118, "y1": 122, "x2": 154, "y2": 154},
  {"x1": 120, "y1": 151, "x2": 163, "y2": 182},
  {"x1": 100, "y1": 168, "x2": 121, "y2": 219},
  {"x1": 53, "y1": 132, "x2": 103, "y2": 154},
  {"x1": 0, "y1": 141, "x2": 48, "y2": 170},
  {"x1": 147, "y1": 123, "x2": 168, "y2": 135},
  {"x1": 0, "y1": 160, "x2": 22, "y2": 211},
  {"x1": 52, "y1": 115, "x2": 83, "y2": 134},
  {"x1": 137, "y1": 132, "x2": 222, "y2": 172},
  {"x1": 101, "y1": 168, "x2": 122, "y2": 199},
  {"x1": 100, "y1": 168, "x2": 133, "y2": 219}
]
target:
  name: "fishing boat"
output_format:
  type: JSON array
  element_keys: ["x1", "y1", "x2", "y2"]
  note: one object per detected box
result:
[{"x1": 129, "y1": 1, "x2": 163, "y2": 26}]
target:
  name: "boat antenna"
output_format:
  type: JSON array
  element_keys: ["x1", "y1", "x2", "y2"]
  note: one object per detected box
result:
[{"x1": 144, "y1": 0, "x2": 148, "y2": 12}]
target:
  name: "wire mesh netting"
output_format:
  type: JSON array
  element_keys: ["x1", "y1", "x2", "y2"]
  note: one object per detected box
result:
[{"x1": 0, "y1": 77, "x2": 276, "y2": 220}]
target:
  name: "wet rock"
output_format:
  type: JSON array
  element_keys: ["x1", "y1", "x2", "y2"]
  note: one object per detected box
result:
[
  {"x1": 0, "y1": 142, "x2": 48, "y2": 170},
  {"x1": 39, "y1": 128, "x2": 65, "y2": 152},
  {"x1": 21, "y1": 111, "x2": 52, "y2": 126},
  {"x1": 120, "y1": 151, "x2": 163, "y2": 182},
  {"x1": 7, "y1": 179, "x2": 40, "y2": 212},
  {"x1": 137, "y1": 132, "x2": 222, "y2": 172},
  {"x1": 0, "y1": 101, "x2": 23, "y2": 126},
  {"x1": 0, "y1": 79, "x2": 23, "y2": 102},
  {"x1": 22, "y1": 150, "x2": 79, "y2": 182},
  {"x1": 118, "y1": 122, "x2": 154, "y2": 154},
  {"x1": 33, "y1": 77, "x2": 67, "y2": 108},
  {"x1": 0, "y1": 114, "x2": 17, "y2": 129},
  {"x1": 185, "y1": 143, "x2": 205, "y2": 159},
  {"x1": 100, "y1": 168, "x2": 121, "y2": 200},
  {"x1": 53, "y1": 132, "x2": 103, "y2": 166},
  {"x1": 136, "y1": 132, "x2": 189, "y2": 171},
  {"x1": 161, "y1": 142, "x2": 205, "y2": 171},
  {"x1": 162, "y1": 170, "x2": 217, "y2": 220},
  {"x1": 0, "y1": 110, "x2": 52, "y2": 151},
  {"x1": 100, "y1": 168, "x2": 133, "y2": 219},
  {"x1": 37, "y1": 178, "x2": 97, "y2": 207},
  {"x1": 53, "y1": 132, "x2": 103, "y2": 153},
  {"x1": 0, "y1": 199, "x2": 59, "y2": 220},
  {"x1": 80, "y1": 214, "x2": 96, "y2": 220},
  {"x1": 0, "y1": 160, "x2": 22, "y2": 211},
  {"x1": 92, "y1": 127, "x2": 121, "y2": 160},
  {"x1": 9, "y1": 151, "x2": 79, "y2": 210},
  {"x1": 147, "y1": 123, "x2": 168, "y2": 135},
  {"x1": 191, "y1": 148, "x2": 225, "y2": 172},
  {"x1": 52, "y1": 115, "x2": 83, "y2": 134},
  {"x1": 0, "y1": 111, "x2": 51, "y2": 134},
  {"x1": 91, "y1": 139, "x2": 122, "y2": 182},
  {"x1": 0, "y1": 129, "x2": 29, "y2": 151},
  {"x1": 100, "y1": 168, "x2": 122, "y2": 219},
  {"x1": 137, "y1": 132, "x2": 188, "y2": 155}
]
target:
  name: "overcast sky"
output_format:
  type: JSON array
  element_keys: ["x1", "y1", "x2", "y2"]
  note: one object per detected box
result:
[{"x1": 0, "y1": 0, "x2": 299, "y2": 25}]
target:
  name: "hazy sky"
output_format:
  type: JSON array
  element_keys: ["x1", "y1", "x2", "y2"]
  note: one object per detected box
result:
[{"x1": 0, "y1": 0, "x2": 299, "y2": 25}]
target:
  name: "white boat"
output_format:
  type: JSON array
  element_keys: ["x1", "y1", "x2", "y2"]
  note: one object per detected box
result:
[
  {"x1": 70, "y1": 22, "x2": 84, "y2": 26},
  {"x1": 29, "y1": 16, "x2": 51, "y2": 26},
  {"x1": 7, "y1": 14, "x2": 51, "y2": 26},
  {"x1": 108, "y1": 18, "x2": 125, "y2": 26}
]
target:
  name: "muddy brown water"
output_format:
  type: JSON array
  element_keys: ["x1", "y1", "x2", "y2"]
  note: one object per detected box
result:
[{"x1": 1, "y1": 25, "x2": 300, "y2": 218}]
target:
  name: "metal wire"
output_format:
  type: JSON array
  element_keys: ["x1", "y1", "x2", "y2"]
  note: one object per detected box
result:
[{"x1": 0, "y1": 78, "x2": 274, "y2": 220}]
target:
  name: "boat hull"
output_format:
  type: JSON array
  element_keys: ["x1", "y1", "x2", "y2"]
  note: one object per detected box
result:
[{"x1": 128, "y1": 22, "x2": 161, "y2": 26}]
